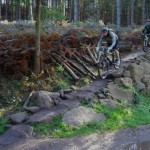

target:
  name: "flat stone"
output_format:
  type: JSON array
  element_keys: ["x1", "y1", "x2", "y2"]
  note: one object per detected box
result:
[
  {"x1": 0, "y1": 125, "x2": 33, "y2": 146},
  {"x1": 134, "y1": 82, "x2": 145, "y2": 91},
  {"x1": 107, "y1": 84, "x2": 133, "y2": 102},
  {"x1": 114, "y1": 77, "x2": 133, "y2": 88},
  {"x1": 9, "y1": 112, "x2": 29, "y2": 124},
  {"x1": 99, "y1": 99, "x2": 120, "y2": 108},
  {"x1": 62, "y1": 106, "x2": 106, "y2": 127},
  {"x1": 28, "y1": 110, "x2": 58, "y2": 123}
]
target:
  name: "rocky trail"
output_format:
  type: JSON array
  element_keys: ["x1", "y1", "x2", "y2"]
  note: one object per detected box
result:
[{"x1": 1, "y1": 47, "x2": 150, "y2": 150}]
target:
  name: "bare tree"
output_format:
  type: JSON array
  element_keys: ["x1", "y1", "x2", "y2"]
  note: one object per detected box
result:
[
  {"x1": 74, "y1": 0, "x2": 78, "y2": 22},
  {"x1": 0, "y1": 0, "x2": 1, "y2": 21},
  {"x1": 131, "y1": 0, "x2": 134, "y2": 26},
  {"x1": 116, "y1": 0, "x2": 120, "y2": 34},
  {"x1": 34, "y1": 0, "x2": 41, "y2": 73},
  {"x1": 29, "y1": 0, "x2": 33, "y2": 21}
]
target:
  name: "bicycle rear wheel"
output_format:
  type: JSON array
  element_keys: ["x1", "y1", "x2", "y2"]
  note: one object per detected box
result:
[{"x1": 97, "y1": 56, "x2": 109, "y2": 79}]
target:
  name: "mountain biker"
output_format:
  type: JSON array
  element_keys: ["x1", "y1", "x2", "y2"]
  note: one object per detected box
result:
[
  {"x1": 142, "y1": 19, "x2": 150, "y2": 35},
  {"x1": 96, "y1": 27, "x2": 120, "y2": 68}
]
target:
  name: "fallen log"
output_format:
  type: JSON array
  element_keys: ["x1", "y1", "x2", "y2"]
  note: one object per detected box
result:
[
  {"x1": 62, "y1": 56, "x2": 88, "y2": 76},
  {"x1": 52, "y1": 53, "x2": 79, "y2": 81},
  {"x1": 74, "y1": 54, "x2": 96, "y2": 78},
  {"x1": 87, "y1": 46, "x2": 97, "y2": 64}
]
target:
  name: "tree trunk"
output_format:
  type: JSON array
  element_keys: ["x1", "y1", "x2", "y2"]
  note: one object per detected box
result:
[
  {"x1": 74, "y1": 0, "x2": 78, "y2": 22},
  {"x1": 131, "y1": 0, "x2": 134, "y2": 26},
  {"x1": 112, "y1": 1, "x2": 115, "y2": 24},
  {"x1": 0, "y1": 0, "x2": 1, "y2": 21},
  {"x1": 34, "y1": 0, "x2": 41, "y2": 73},
  {"x1": 127, "y1": 0, "x2": 130, "y2": 26},
  {"x1": 116, "y1": 0, "x2": 120, "y2": 34},
  {"x1": 28, "y1": 0, "x2": 33, "y2": 21}
]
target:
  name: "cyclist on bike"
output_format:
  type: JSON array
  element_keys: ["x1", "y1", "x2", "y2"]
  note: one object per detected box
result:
[{"x1": 96, "y1": 27, "x2": 120, "y2": 68}]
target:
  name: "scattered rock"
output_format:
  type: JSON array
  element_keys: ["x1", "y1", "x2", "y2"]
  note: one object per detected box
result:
[
  {"x1": 145, "y1": 53, "x2": 150, "y2": 61},
  {"x1": 123, "y1": 70, "x2": 131, "y2": 78},
  {"x1": 114, "y1": 77, "x2": 133, "y2": 88},
  {"x1": 71, "y1": 85, "x2": 78, "y2": 90},
  {"x1": 24, "y1": 106, "x2": 40, "y2": 113},
  {"x1": 107, "y1": 84, "x2": 133, "y2": 102},
  {"x1": 61, "y1": 94, "x2": 74, "y2": 100},
  {"x1": 97, "y1": 93, "x2": 105, "y2": 99},
  {"x1": 28, "y1": 110, "x2": 58, "y2": 123},
  {"x1": 140, "y1": 61, "x2": 150, "y2": 75},
  {"x1": 142, "y1": 75, "x2": 150, "y2": 87},
  {"x1": 9, "y1": 112, "x2": 29, "y2": 124},
  {"x1": 142, "y1": 86, "x2": 150, "y2": 95},
  {"x1": 134, "y1": 82, "x2": 145, "y2": 91},
  {"x1": 111, "y1": 68, "x2": 124, "y2": 78},
  {"x1": 99, "y1": 99, "x2": 120, "y2": 108},
  {"x1": 62, "y1": 106, "x2": 106, "y2": 127},
  {"x1": 127, "y1": 63, "x2": 144, "y2": 82}
]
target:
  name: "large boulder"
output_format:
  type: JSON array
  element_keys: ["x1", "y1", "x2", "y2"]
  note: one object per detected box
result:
[
  {"x1": 8, "y1": 112, "x2": 29, "y2": 124},
  {"x1": 62, "y1": 106, "x2": 106, "y2": 127},
  {"x1": 30, "y1": 91, "x2": 59, "y2": 109},
  {"x1": 127, "y1": 63, "x2": 144, "y2": 82},
  {"x1": 107, "y1": 84, "x2": 133, "y2": 103}
]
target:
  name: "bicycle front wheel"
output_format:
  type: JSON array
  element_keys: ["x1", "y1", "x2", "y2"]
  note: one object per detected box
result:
[{"x1": 97, "y1": 58, "x2": 109, "y2": 79}]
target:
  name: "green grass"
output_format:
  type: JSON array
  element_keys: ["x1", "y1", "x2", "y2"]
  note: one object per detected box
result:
[{"x1": 32, "y1": 93, "x2": 150, "y2": 138}]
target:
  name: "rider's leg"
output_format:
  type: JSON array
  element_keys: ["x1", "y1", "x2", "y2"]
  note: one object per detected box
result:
[{"x1": 114, "y1": 48, "x2": 120, "y2": 68}]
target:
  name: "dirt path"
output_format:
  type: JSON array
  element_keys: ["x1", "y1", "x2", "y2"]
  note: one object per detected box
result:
[{"x1": 1, "y1": 125, "x2": 150, "y2": 150}]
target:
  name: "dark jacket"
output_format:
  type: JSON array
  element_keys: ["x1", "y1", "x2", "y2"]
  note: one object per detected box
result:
[{"x1": 142, "y1": 25, "x2": 150, "y2": 34}]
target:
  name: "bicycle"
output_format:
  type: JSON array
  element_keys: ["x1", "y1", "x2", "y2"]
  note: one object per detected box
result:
[
  {"x1": 96, "y1": 47, "x2": 121, "y2": 79},
  {"x1": 142, "y1": 33, "x2": 150, "y2": 53}
]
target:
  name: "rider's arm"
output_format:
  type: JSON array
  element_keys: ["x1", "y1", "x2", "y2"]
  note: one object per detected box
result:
[
  {"x1": 97, "y1": 34, "x2": 104, "y2": 49},
  {"x1": 109, "y1": 32, "x2": 117, "y2": 50}
]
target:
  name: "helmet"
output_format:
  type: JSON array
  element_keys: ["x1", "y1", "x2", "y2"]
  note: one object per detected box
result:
[{"x1": 102, "y1": 27, "x2": 108, "y2": 33}]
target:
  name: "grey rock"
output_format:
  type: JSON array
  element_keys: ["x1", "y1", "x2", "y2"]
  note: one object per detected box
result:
[
  {"x1": 62, "y1": 106, "x2": 106, "y2": 127},
  {"x1": 134, "y1": 82, "x2": 145, "y2": 91},
  {"x1": 107, "y1": 84, "x2": 133, "y2": 102},
  {"x1": 28, "y1": 110, "x2": 58, "y2": 123},
  {"x1": 127, "y1": 63, "x2": 144, "y2": 82},
  {"x1": 9, "y1": 112, "x2": 29, "y2": 124},
  {"x1": 99, "y1": 99, "x2": 120, "y2": 108}
]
